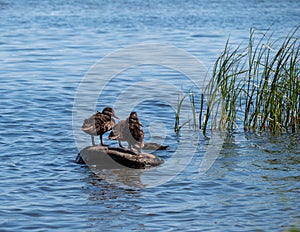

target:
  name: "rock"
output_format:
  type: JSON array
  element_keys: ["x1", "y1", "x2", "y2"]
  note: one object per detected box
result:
[{"x1": 76, "y1": 145, "x2": 163, "y2": 169}]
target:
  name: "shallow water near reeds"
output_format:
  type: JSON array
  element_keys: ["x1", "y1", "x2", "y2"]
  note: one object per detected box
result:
[{"x1": 1, "y1": 0, "x2": 300, "y2": 231}]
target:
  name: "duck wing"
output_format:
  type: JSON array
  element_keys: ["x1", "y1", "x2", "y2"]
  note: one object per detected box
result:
[
  {"x1": 129, "y1": 123, "x2": 144, "y2": 143},
  {"x1": 94, "y1": 112, "x2": 114, "y2": 135},
  {"x1": 81, "y1": 114, "x2": 97, "y2": 135}
]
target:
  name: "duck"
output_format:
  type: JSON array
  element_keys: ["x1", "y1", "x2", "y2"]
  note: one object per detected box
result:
[
  {"x1": 81, "y1": 107, "x2": 118, "y2": 146},
  {"x1": 109, "y1": 112, "x2": 144, "y2": 153}
]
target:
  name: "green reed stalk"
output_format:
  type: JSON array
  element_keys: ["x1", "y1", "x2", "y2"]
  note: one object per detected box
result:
[
  {"x1": 176, "y1": 26, "x2": 299, "y2": 135},
  {"x1": 174, "y1": 93, "x2": 190, "y2": 134},
  {"x1": 201, "y1": 25, "x2": 300, "y2": 135},
  {"x1": 174, "y1": 93, "x2": 184, "y2": 134},
  {"x1": 189, "y1": 92, "x2": 198, "y2": 130},
  {"x1": 244, "y1": 28, "x2": 270, "y2": 130},
  {"x1": 260, "y1": 27, "x2": 300, "y2": 133},
  {"x1": 199, "y1": 93, "x2": 204, "y2": 129}
]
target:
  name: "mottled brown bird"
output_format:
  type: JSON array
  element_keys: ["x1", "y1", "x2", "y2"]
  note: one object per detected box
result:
[
  {"x1": 109, "y1": 112, "x2": 144, "y2": 152},
  {"x1": 81, "y1": 107, "x2": 118, "y2": 146}
]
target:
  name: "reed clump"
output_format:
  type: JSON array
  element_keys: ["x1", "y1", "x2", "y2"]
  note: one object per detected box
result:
[
  {"x1": 204, "y1": 26, "x2": 300, "y2": 134},
  {"x1": 175, "y1": 26, "x2": 300, "y2": 135}
]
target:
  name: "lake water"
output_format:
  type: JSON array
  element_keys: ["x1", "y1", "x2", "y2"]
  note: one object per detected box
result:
[{"x1": 1, "y1": 0, "x2": 300, "y2": 231}]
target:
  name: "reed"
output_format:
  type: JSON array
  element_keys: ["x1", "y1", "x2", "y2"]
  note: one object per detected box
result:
[
  {"x1": 204, "y1": 26, "x2": 300, "y2": 134},
  {"x1": 174, "y1": 91, "x2": 200, "y2": 134},
  {"x1": 189, "y1": 91, "x2": 198, "y2": 130},
  {"x1": 174, "y1": 26, "x2": 300, "y2": 135},
  {"x1": 174, "y1": 93, "x2": 190, "y2": 135}
]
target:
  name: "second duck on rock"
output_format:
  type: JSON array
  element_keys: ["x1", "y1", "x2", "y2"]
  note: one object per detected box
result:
[{"x1": 109, "y1": 112, "x2": 144, "y2": 153}]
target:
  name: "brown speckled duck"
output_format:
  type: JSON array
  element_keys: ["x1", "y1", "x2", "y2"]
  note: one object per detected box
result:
[
  {"x1": 109, "y1": 112, "x2": 144, "y2": 152},
  {"x1": 81, "y1": 107, "x2": 118, "y2": 146}
]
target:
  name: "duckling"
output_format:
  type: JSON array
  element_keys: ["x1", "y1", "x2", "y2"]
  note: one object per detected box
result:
[
  {"x1": 81, "y1": 107, "x2": 118, "y2": 146},
  {"x1": 109, "y1": 112, "x2": 144, "y2": 153}
]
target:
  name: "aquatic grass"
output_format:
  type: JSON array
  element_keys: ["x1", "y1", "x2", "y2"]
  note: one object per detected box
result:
[
  {"x1": 202, "y1": 38, "x2": 248, "y2": 134},
  {"x1": 175, "y1": 26, "x2": 300, "y2": 135},
  {"x1": 189, "y1": 91, "x2": 198, "y2": 130},
  {"x1": 257, "y1": 28, "x2": 300, "y2": 133},
  {"x1": 204, "y1": 26, "x2": 300, "y2": 134},
  {"x1": 199, "y1": 93, "x2": 204, "y2": 129},
  {"x1": 174, "y1": 92, "x2": 190, "y2": 135},
  {"x1": 174, "y1": 91, "x2": 199, "y2": 134}
]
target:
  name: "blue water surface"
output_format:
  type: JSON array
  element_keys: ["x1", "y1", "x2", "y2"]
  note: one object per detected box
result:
[{"x1": 1, "y1": 0, "x2": 300, "y2": 231}]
